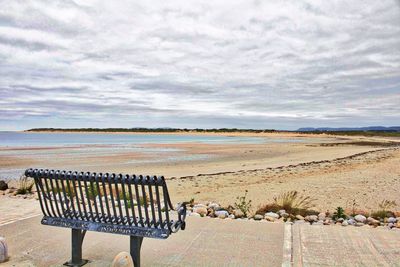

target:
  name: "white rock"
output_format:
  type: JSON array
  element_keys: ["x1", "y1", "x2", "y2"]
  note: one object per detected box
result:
[
  {"x1": 193, "y1": 207, "x2": 208, "y2": 216},
  {"x1": 254, "y1": 214, "x2": 263, "y2": 220},
  {"x1": 215, "y1": 210, "x2": 229, "y2": 219},
  {"x1": 342, "y1": 220, "x2": 349, "y2": 226},
  {"x1": 111, "y1": 251, "x2": 133, "y2": 267},
  {"x1": 0, "y1": 237, "x2": 8, "y2": 263},
  {"x1": 265, "y1": 212, "x2": 279, "y2": 219},
  {"x1": 228, "y1": 214, "x2": 235, "y2": 219},
  {"x1": 318, "y1": 212, "x2": 326, "y2": 220},
  {"x1": 207, "y1": 203, "x2": 220, "y2": 210},
  {"x1": 354, "y1": 215, "x2": 367, "y2": 223}
]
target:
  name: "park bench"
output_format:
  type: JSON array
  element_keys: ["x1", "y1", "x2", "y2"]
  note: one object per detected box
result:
[{"x1": 25, "y1": 168, "x2": 187, "y2": 267}]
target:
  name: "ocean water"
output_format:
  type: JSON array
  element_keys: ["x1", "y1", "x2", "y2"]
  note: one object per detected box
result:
[
  {"x1": 0, "y1": 131, "x2": 267, "y2": 147},
  {"x1": 0, "y1": 132, "x2": 306, "y2": 179}
]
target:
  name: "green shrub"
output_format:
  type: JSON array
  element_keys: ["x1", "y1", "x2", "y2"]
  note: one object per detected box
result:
[
  {"x1": 234, "y1": 190, "x2": 252, "y2": 217},
  {"x1": 332, "y1": 207, "x2": 346, "y2": 220}
]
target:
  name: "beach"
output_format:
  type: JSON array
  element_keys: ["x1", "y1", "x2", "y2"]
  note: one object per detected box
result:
[{"x1": 1, "y1": 131, "x2": 399, "y2": 213}]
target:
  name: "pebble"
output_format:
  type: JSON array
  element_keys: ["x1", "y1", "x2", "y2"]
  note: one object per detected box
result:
[
  {"x1": 215, "y1": 210, "x2": 229, "y2": 219},
  {"x1": 0, "y1": 181, "x2": 8, "y2": 191},
  {"x1": 265, "y1": 212, "x2": 279, "y2": 219},
  {"x1": 111, "y1": 251, "x2": 133, "y2": 267},
  {"x1": 254, "y1": 214, "x2": 263, "y2": 221},
  {"x1": 228, "y1": 214, "x2": 235, "y2": 219},
  {"x1": 318, "y1": 212, "x2": 326, "y2": 221},
  {"x1": 342, "y1": 220, "x2": 349, "y2": 226},
  {"x1": 354, "y1": 215, "x2": 367, "y2": 223},
  {"x1": 193, "y1": 207, "x2": 208, "y2": 216},
  {"x1": 388, "y1": 223, "x2": 394, "y2": 229},
  {"x1": 233, "y1": 209, "x2": 244, "y2": 219},
  {"x1": 0, "y1": 237, "x2": 8, "y2": 263},
  {"x1": 348, "y1": 219, "x2": 356, "y2": 225}
]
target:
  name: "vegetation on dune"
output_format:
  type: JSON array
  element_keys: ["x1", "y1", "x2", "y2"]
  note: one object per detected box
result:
[
  {"x1": 234, "y1": 190, "x2": 252, "y2": 217},
  {"x1": 16, "y1": 176, "x2": 34, "y2": 195}
]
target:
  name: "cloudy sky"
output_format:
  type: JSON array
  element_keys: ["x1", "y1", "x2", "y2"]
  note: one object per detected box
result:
[{"x1": 1, "y1": 0, "x2": 399, "y2": 130}]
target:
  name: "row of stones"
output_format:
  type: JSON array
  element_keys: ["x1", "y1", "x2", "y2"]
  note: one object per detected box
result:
[{"x1": 187, "y1": 203, "x2": 400, "y2": 230}]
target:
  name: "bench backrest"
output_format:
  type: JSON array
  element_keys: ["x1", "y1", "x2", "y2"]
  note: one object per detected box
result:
[{"x1": 25, "y1": 168, "x2": 185, "y2": 238}]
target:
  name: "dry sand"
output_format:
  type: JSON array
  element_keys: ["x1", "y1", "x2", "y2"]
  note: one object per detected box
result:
[{"x1": 1, "y1": 132, "x2": 400, "y2": 214}]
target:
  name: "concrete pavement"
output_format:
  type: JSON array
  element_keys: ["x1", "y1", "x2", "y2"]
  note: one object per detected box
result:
[{"x1": 1, "y1": 213, "x2": 400, "y2": 266}]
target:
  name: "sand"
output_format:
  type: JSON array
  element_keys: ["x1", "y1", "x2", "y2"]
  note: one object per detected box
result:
[{"x1": 1, "y1": 132, "x2": 399, "y2": 214}]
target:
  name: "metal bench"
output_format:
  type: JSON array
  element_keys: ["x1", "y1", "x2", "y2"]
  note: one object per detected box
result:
[{"x1": 25, "y1": 168, "x2": 187, "y2": 267}]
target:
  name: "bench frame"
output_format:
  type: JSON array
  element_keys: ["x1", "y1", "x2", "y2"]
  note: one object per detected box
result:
[{"x1": 25, "y1": 168, "x2": 186, "y2": 267}]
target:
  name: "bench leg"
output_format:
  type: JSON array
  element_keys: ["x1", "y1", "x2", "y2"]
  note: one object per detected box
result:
[
  {"x1": 130, "y1": 236, "x2": 143, "y2": 267},
  {"x1": 64, "y1": 229, "x2": 89, "y2": 267}
]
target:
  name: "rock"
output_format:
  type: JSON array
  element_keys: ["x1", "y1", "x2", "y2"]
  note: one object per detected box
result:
[
  {"x1": 264, "y1": 215, "x2": 276, "y2": 222},
  {"x1": 277, "y1": 210, "x2": 286, "y2": 215},
  {"x1": 318, "y1": 212, "x2": 326, "y2": 221},
  {"x1": 207, "y1": 208, "x2": 216, "y2": 217},
  {"x1": 388, "y1": 223, "x2": 394, "y2": 229},
  {"x1": 193, "y1": 206, "x2": 208, "y2": 216},
  {"x1": 0, "y1": 237, "x2": 8, "y2": 263},
  {"x1": 342, "y1": 220, "x2": 349, "y2": 226},
  {"x1": 396, "y1": 222, "x2": 400, "y2": 228},
  {"x1": 337, "y1": 218, "x2": 344, "y2": 223},
  {"x1": 354, "y1": 215, "x2": 367, "y2": 223},
  {"x1": 215, "y1": 210, "x2": 229, "y2": 219},
  {"x1": 355, "y1": 222, "x2": 365, "y2": 227},
  {"x1": 388, "y1": 217, "x2": 397, "y2": 223},
  {"x1": 254, "y1": 214, "x2": 263, "y2": 221},
  {"x1": 0, "y1": 181, "x2": 8, "y2": 191},
  {"x1": 111, "y1": 251, "x2": 133, "y2": 267},
  {"x1": 367, "y1": 217, "x2": 380, "y2": 226},
  {"x1": 190, "y1": 212, "x2": 201, "y2": 217},
  {"x1": 228, "y1": 214, "x2": 235, "y2": 219},
  {"x1": 265, "y1": 212, "x2": 279, "y2": 219},
  {"x1": 305, "y1": 215, "x2": 318, "y2": 223},
  {"x1": 323, "y1": 219, "x2": 332, "y2": 225},
  {"x1": 207, "y1": 203, "x2": 220, "y2": 210},
  {"x1": 348, "y1": 219, "x2": 356, "y2": 225},
  {"x1": 295, "y1": 215, "x2": 304, "y2": 220},
  {"x1": 393, "y1": 211, "x2": 400, "y2": 217},
  {"x1": 233, "y1": 209, "x2": 244, "y2": 219}
]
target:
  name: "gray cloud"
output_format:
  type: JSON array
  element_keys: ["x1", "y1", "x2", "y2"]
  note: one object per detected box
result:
[{"x1": 0, "y1": 0, "x2": 399, "y2": 130}]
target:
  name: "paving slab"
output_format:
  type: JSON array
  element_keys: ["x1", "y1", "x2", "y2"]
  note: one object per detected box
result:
[
  {"x1": 292, "y1": 223, "x2": 400, "y2": 267},
  {"x1": 0, "y1": 216, "x2": 284, "y2": 267}
]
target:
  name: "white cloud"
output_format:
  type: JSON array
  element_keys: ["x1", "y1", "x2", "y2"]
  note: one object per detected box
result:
[{"x1": 0, "y1": 0, "x2": 399, "y2": 130}]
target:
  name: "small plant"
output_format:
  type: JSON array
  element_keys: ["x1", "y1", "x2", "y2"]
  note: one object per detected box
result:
[
  {"x1": 332, "y1": 207, "x2": 346, "y2": 220},
  {"x1": 273, "y1": 190, "x2": 315, "y2": 214},
  {"x1": 87, "y1": 182, "x2": 99, "y2": 200},
  {"x1": 234, "y1": 190, "x2": 252, "y2": 217},
  {"x1": 16, "y1": 176, "x2": 34, "y2": 195},
  {"x1": 189, "y1": 198, "x2": 195, "y2": 207},
  {"x1": 371, "y1": 199, "x2": 396, "y2": 219}
]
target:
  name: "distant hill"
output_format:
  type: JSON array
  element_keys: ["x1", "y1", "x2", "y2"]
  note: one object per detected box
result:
[{"x1": 297, "y1": 126, "x2": 400, "y2": 132}]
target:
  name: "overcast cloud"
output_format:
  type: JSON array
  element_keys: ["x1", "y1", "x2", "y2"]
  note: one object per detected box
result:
[{"x1": 0, "y1": 0, "x2": 399, "y2": 130}]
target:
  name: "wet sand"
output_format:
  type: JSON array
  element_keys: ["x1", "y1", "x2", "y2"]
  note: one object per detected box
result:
[{"x1": 1, "y1": 132, "x2": 400, "y2": 212}]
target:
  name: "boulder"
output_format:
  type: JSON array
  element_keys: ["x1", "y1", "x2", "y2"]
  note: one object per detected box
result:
[
  {"x1": 265, "y1": 212, "x2": 279, "y2": 219},
  {"x1": 207, "y1": 203, "x2": 220, "y2": 210},
  {"x1": 111, "y1": 251, "x2": 133, "y2": 267},
  {"x1": 0, "y1": 181, "x2": 7, "y2": 191},
  {"x1": 0, "y1": 237, "x2": 8, "y2": 263},
  {"x1": 318, "y1": 212, "x2": 326, "y2": 221},
  {"x1": 354, "y1": 215, "x2": 366, "y2": 223},
  {"x1": 233, "y1": 209, "x2": 244, "y2": 219},
  {"x1": 215, "y1": 210, "x2": 229, "y2": 219},
  {"x1": 254, "y1": 214, "x2": 263, "y2": 221},
  {"x1": 305, "y1": 215, "x2": 318, "y2": 223},
  {"x1": 193, "y1": 206, "x2": 208, "y2": 216}
]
